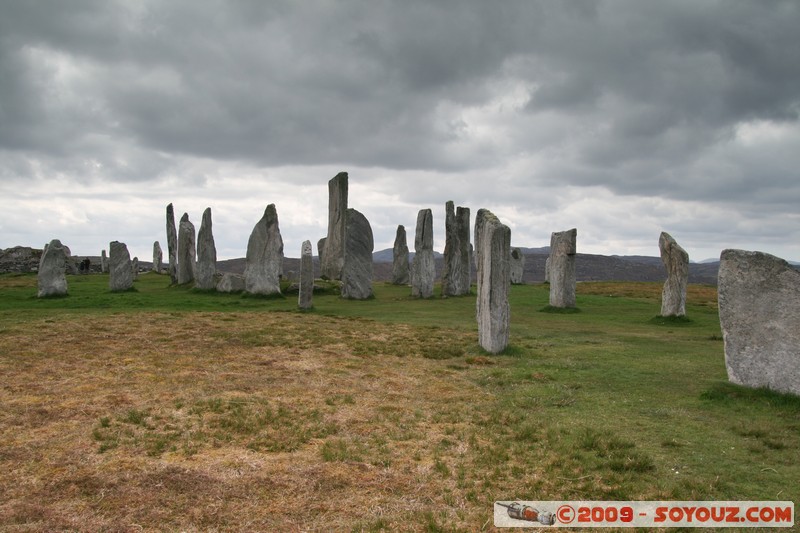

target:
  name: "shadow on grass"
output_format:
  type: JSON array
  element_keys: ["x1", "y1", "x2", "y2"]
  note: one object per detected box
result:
[
  {"x1": 701, "y1": 381, "x2": 800, "y2": 408},
  {"x1": 539, "y1": 305, "x2": 581, "y2": 314},
  {"x1": 649, "y1": 315, "x2": 693, "y2": 326}
]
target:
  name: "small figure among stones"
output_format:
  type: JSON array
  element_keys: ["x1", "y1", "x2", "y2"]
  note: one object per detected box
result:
[
  {"x1": 659, "y1": 232, "x2": 688, "y2": 317},
  {"x1": 510, "y1": 247, "x2": 525, "y2": 284},
  {"x1": 37, "y1": 239, "x2": 69, "y2": 297},
  {"x1": 391, "y1": 225, "x2": 410, "y2": 285},
  {"x1": 475, "y1": 209, "x2": 511, "y2": 354},
  {"x1": 548, "y1": 228, "x2": 577, "y2": 308}
]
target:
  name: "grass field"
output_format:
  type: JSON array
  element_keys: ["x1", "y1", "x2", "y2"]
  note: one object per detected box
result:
[{"x1": 0, "y1": 272, "x2": 798, "y2": 532}]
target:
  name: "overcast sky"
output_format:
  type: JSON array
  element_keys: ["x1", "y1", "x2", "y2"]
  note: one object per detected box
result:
[{"x1": 1, "y1": 0, "x2": 798, "y2": 263}]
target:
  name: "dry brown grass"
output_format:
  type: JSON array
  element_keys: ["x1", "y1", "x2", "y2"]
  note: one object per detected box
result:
[
  {"x1": 577, "y1": 281, "x2": 718, "y2": 308},
  {"x1": 0, "y1": 311, "x2": 520, "y2": 532}
]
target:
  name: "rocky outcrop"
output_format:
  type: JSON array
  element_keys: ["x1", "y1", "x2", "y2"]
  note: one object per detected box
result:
[
  {"x1": 177, "y1": 213, "x2": 196, "y2": 285},
  {"x1": 659, "y1": 232, "x2": 689, "y2": 317},
  {"x1": 37, "y1": 240, "x2": 68, "y2": 297},
  {"x1": 244, "y1": 204, "x2": 284, "y2": 296},
  {"x1": 411, "y1": 209, "x2": 435, "y2": 298},
  {"x1": 195, "y1": 207, "x2": 217, "y2": 290},
  {"x1": 718, "y1": 249, "x2": 800, "y2": 396},
  {"x1": 341, "y1": 209, "x2": 374, "y2": 300},
  {"x1": 320, "y1": 172, "x2": 348, "y2": 280},
  {"x1": 548, "y1": 229, "x2": 577, "y2": 308},
  {"x1": 441, "y1": 201, "x2": 471, "y2": 296},
  {"x1": 475, "y1": 209, "x2": 511, "y2": 354}
]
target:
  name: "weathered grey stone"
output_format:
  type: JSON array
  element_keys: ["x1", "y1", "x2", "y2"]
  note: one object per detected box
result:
[
  {"x1": 544, "y1": 256, "x2": 550, "y2": 283},
  {"x1": 391, "y1": 225, "x2": 410, "y2": 285},
  {"x1": 718, "y1": 249, "x2": 800, "y2": 396},
  {"x1": 510, "y1": 247, "x2": 525, "y2": 284},
  {"x1": 108, "y1": 241, "x2": 133, "y2": 291},
  {"x1": 101, "y1": 249, "x2": 107, "y2": 273},
  {"x1": 442, "y1": 201, "x2": 471, "y2": 296},
  {"x1": 475, "y1": 209, "x2": 511, "y2": 354},
  {"x1": 659, "y1": 232, "x2": 688, "y2": 317},
  {"x1": 177, "y1": 213, "x2": 196, "y2": 285},
  {"x1": 244, "y1": 204, "x2": 284, "y2": 296},
  {"x1": 131, "y1": 257, "x2": 139, "y2": 280},
  {"x1": 317, "y1": 238, "x2": 326, "y2": 267},
  {"x1": 195, "y1": 207, "x2": 217, "y2": 290},
  {"x1": 37, "y1": 239, "x2": 68, "y2": 297},
  {"x1": 299, "y1": 240, "x2": 314, "y2": 309},
  {"x1": 341, "y1": 209, "x2": 374, "y2": 300},
  {"x1": 64, "y1": 245, "x2": 79, "y2": 275},
  {"x1": 320, "y1": 172, "x2": 348, "y2": 280},
  {"x1": 411, "y1": 209, "x2": 435, "y2": 298},
  {"x1": 166, "y1": 203, "x2": 178, "y2": 284},
  {"x1": 217, "y1": 272, "x2": 246, "y2": 293},
  {"x1": 548, "y1": 228, "x2": 577, "y2": 308},
  {"x1": 152, "y1": 241, "x2": 162, "y2": 273}
]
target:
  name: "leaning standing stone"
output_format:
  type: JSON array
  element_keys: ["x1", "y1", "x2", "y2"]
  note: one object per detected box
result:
[
  {"x1": 152, "y1": 241, "x2": 162, "y2": 273},
  {"x1": 177, "y1": 213, "x2": 196, "y2": 285},
  {"x1": 659, "y1": 232, "x2": 688, "y2": 317},
  {"x1": 548, "y1": 228, "x2": 577, "y2": 308},
  {"x1": 166, "y1": 203, "x2": 179, "y2": 284},
  {"x1": 321, "y1": 172, "x2": 348, "y2": 280},
  {"x1": 510, "y1": 247, "x2": 525, "y2": 284},
  {"x1": 298, "y1": 240, "x2": 314, "y2": 309},
  {"x1": 195, "y1": 207, "x2": 217, "y2": 290},
  {"x1": 391, "y1": 225, "x2": 410, "y2": 285},
  {"x1": 475, "y1": 209, "x2": 511, "y2": 354},
  {"x1": 442, "y1": 201, "x2": 471, "y2": 296},
  {"x1": 244, "y1": 204, "x2": 284, "y2": 296},
  {"x1": 718, "y1": 249, "x2": 800, "y2": 396},
  {"x1": 37, "y1": 239, "x2": 68, "y2": 297},
  {"x1": 109, "y1": 241, "x2": 133, "y2": 291},
  {"x1": 341, "y1": 209, "x2": 374, "y2": 299},
  {"x1": 411, "y1": 209, "x2": 435, "y2": 298}
]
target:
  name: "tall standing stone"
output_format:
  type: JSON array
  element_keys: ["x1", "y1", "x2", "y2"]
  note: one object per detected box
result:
[
  {"x1": 100, "y1": 249, "x2": 107, "y2": 273},
  {"x1": 317, "y1": 238, "x2": 326, "y2": 267},
  {"x1": 37, "y1": 239, "x2": 68, "y2": 297},
  {"x1": 548, "y1": 228, "x2": 577, "y2": 308},
  {"x1": 391, "y1": 225, "x2": 410, "y2": 285},
  {"x1": 166, "y1": 203, "x2": 179, "y2": 284},
  {"x1": 108, "y1": 241, "x2": 133, "y2": 291},
  {"x1": 152, "y1": 241, "x2": 162, "y2": 273},
  {"x1": 131, "y1": 257, "x2": 139, "y2": 280},
  {"x1": 475, "y1": 209, "x2": 511, "y2": 354},
  {"x1": 298, "y1": 240, "x2": 314, "y2": 309},
  {"x1": 177, "y1": 213, "x2": 196, "y2": 285},
  {"x1": 442, "y1": 201, "x2": 471, "y2": 296},
  {"x1": 320, "y1": 172, "x2": 348, "y2": 280},
  {"x1": 510, "y1": 247, "x2": 525, "y2": 284},
  {"x1": 195, "y1": 207, "x2": 217, "y2": 290},
  {"x1": 244, "y1": 204, "x2": 284, "y2": 296},
  {"x1": 341, "y1": 209, "x2": 374, "y2": 300},
  {"x1": 659, "y1": 232, "x2": 689, "y2": 317},
  {"x1": 718, "y1": 249, "x2": 800, "y2": 396},
  {"x1": 411, "y1": 209, "x2": 435, "y2": 298}
]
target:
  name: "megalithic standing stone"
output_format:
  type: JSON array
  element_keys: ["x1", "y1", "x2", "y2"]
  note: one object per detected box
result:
[
  {"x1": 299, "y1": 240, "x2": 314, "y2": 309},
  {"x1": 341, "y1": 209, "x2": 374, "y2": 299},
  {"x1": 152, "y1": 241, "x2": 162, "y2": 273},
  {"x1": 100, "y1": 249, "x2": 108, "y2": 273},
  {"x1": 320, "y1": 172, "x2": 348, "y2": 280},
  {"x1": 475, "y1": 209, "x2": 511, "y2": 354},
  {"x1": 391, "y1": 225, "x2": 410, "y2": 285},
  {"x1": 548, "y1": 228, "x2": 577, "y2": 308},
  {"x1": 442, "y1": 201, "x2": 471, "y2": 296},
  {"x1": 177, "y1": 213, "x2": 196, "y2": 285},
  {"x1": 195, "y1": 207, "x2": 217, "y2": 290},
  {"x1": 411, "y1": 209, "x2": 435, "y2": 298},
  {"x1": 244, "y1": 204, "x2": 284, "y2": 296},
  {"x1": 108, "y1": 241, "x2": 133, "y2": 292},
  {"x1": 166, "y1": 203, "x2": 179, "y2": 284},
  {"x1": 659, "y1": 231, "x2": 688, "y2": 317},
  {"x1": 37, "y1": 239, "x2": 68, "y2": 297},
  {"x1": 510, "y1": 247, "x2": 525, "y2": 284}
]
